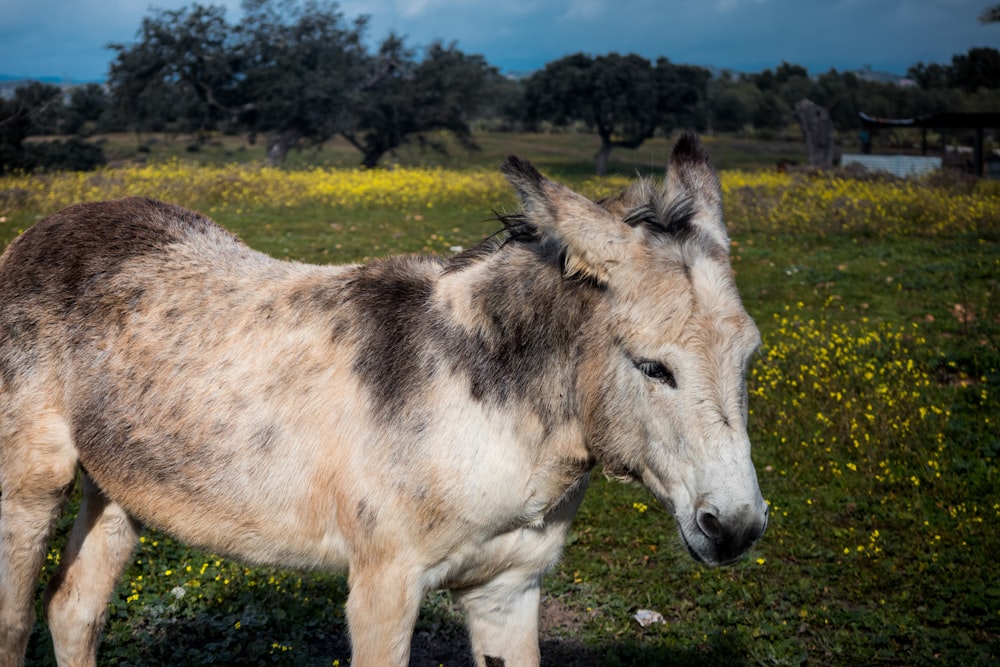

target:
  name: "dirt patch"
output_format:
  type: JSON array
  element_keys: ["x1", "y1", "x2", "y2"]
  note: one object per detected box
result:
[{"x1": 540, "y1": 594, "x2": 585, "y2": 635}]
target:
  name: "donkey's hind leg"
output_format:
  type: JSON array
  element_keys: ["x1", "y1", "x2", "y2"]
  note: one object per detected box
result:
[
  {"x1": 0, "y1": 411, "x2": 78, "y2": 667},
  {"x1": 44, "y1": 474, "x2": 141, "y2": 667}
]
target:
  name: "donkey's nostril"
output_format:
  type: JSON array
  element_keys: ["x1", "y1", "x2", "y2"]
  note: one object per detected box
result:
[{"x1": 696, "y1": 508, "x2": 723, "y2": 541}]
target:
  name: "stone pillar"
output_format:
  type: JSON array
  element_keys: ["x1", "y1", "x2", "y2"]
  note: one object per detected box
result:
[{"x1": 794, "y1": 99, "x2": 835, "y2": 168}]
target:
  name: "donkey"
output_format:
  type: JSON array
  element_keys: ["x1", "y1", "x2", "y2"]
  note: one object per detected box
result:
[{"x1": 0, "y1": 132, "x2": 766, "y2": 666}]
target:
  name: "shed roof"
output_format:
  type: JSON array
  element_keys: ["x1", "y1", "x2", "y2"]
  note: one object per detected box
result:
[{"x1": 860, "y1": 111, "x2": 1000, "y2": 130}]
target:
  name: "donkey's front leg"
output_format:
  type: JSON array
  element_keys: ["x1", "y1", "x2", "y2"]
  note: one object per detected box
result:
[
  {"x1": 345, "y1": 564, "x2": 425, "y2": 667},
  {"x1": 454, "y1": 572, "x2": 542, "y2": 667}
]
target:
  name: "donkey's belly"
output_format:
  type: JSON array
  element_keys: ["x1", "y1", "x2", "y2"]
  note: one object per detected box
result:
[
  {"x1": 70, "y1": 366, "x2": 363, "y2": 571},
  {"x1": 81, "y1": 439, "x2": 353, "y2": 571}
]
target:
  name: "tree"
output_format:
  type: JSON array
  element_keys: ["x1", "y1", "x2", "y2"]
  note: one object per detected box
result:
[
  {"x1": 478, "y1": 73, "x2": 524, "y2": 132},
  {"x1": 0, "y1": 91, "x2": 106, "y2": 173},
  {"x1": 655, "y1": 58, "x2": 711, "y2": 134},
  {"x1": 0, "y1": 99, "x2": 32, "y2": 172},
  {"x1": 24, "y1": 138, "x2": 106, "y2": 172},
  {"x1": 708, "y1": 77, "x2": 756, "y2": 133},
  {"x1": 108, "y1": 0, "x2": 494, "y2": 166},
  {"x1": 752, "y1": 91, "x2": 790, "y2": 132},
  {"x1": 107, "y1": 0, "x2": 369, "y2": 159},
  {"x1": 107, "y1": 4, "x2": 241, "y2": 135},
  {"x1": 63, "y1": 84, "x2": 111, "y2": 135},
  {"x1": 907, "y1": 61, "x2": 952, "y2": 89},
  {"x1": 13, "y1": 82, "x2": 65, "y2": 135},
  {"x1": 236, "y1": 0, "x2": 375, "y2": 162},
  {"x1": 523, "y1": 53, "x2": 660, "y2": 175},
  {"x1": 908, "y1": 47, "x2": 1000, "y2": 93},
  {"x1": 980, "y1": 4, "x2": 1000, "y2": 23},
  {"x1": 903, "y1": 86, "x2": 952, "y2": 118},
  {"x1": 950, "y1": 47, "x2": 1000, "y2": 92},
  {"x1": 809, "y1": 69, "x2": 860, "y2": 129},
  {"x1": 750, "y1": 62, "x2": 808, "y2": 93},
  {"x1": 343, "y1": 40, "x2": 499, "y2": 168},
  {"x1": 776, "y1": 73, "x2": 813, "y2": 112}
]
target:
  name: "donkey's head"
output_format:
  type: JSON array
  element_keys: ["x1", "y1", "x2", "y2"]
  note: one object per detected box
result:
[{"x1": 502, "y1": 133, "x2": 766, "y2": 566}]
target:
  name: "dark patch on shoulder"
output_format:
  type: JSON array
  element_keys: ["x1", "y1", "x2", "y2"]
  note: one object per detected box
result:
[
  {"x1": 447, "y1": 249, "x2": 592, "y2": 427},
  {"x1": 346, "y1": 257, "x2": 441, "y2": 417},
  {"x1": 348, "y1": 246, "x2": 592, "y2": 430},
  {"x1": 484, "y1": 656, "x2": 506, "y2": 667},
  {"x1": 290, "y1": 281, "x2": 349, "y2": 314},
  {"x1": 280, "y1": 278, "x2": 357, "y2": 343}
]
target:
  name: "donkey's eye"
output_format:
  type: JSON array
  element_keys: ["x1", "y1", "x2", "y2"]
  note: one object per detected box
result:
[{"x1": 635, "y1": 360, "x2": 677, "y2": 388}]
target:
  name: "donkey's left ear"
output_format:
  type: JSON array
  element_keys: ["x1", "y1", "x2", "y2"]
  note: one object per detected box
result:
[
  {"x1": 662, "y1": 132, "x2": 729, "y2": 249},
  {"x1": 502, "y1": 155, "x2": 628, "y2": 285}
]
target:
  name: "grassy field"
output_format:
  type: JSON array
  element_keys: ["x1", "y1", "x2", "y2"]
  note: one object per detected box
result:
[{"x1": 1, "y1": 133, "x2": 999, "y2": 665}]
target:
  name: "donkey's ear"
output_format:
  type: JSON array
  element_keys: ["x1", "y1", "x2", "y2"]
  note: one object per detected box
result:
[
  {"x1": 662, "y1": 132, "x2": 728, "y2": 249},
  {"x1": 501, "y1": 155, "x2": 627, "y2": 284}
]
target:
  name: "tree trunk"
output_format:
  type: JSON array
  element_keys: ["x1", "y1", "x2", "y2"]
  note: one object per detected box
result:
[
  {"x1": 595, "y1": 138, "x2": 612, "y2": 176},
  {"x1": 341, "y1": 131, "x2": 394, "y2": 169},
  {"x1": 267, "y1": 129, "x2": 302, "y2": 165},
  {"x1": 361, "y1": 148, "x2": 386, "y2": 169}
]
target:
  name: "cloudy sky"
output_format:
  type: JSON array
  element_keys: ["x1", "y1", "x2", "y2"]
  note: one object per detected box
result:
[{"x1": 1, "y1": 0, "x2": 997, "y2": 82}]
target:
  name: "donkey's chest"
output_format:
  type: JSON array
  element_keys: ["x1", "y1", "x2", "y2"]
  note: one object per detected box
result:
[
  {"x1": 422, "y1": 472, "x2": 591, "y2": 591},
  {"x1": 259, "y1": 418, "x2": 594, "y2": 579},
  {"x1": 394, "y1": 447, "x2": 592, "y2": 584}
]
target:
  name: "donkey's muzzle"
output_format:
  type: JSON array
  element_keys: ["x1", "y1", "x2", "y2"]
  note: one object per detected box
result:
[{"x1": 684, "y1": 501, "x2": 768, "y2": 567}]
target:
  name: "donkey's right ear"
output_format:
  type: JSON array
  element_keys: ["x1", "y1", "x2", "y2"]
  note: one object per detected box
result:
[{"x1": 501, "y1": 155, "x2": 628, "y2": 285}]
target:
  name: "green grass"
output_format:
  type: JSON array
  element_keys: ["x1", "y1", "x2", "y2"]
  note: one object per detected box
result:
[{"x1": 3, "y1": 133, "x2": 999, "y2": 665}]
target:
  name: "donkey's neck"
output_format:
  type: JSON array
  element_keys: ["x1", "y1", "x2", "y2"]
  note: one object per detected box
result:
[
  {"x1": 433, "y1": 245, "x2": 597, "y2": 521},
  {"x1": 434, "y1": 245, "x2": 596, "y2": 452}
]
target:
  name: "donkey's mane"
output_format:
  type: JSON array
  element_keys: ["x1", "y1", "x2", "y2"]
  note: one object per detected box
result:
[
  {"x1": 444, "y1": 169, "x2": 709, "y2": 277},
  {"x1": 443, "y1": 210, "x2": 542, "y2": 275}
]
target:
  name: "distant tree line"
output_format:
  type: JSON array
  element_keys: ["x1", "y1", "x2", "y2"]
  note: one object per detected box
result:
[
  {"x1": 0, "y1": 81, "x2": 111, "y2": 171},
  {"x1": 2, "y1": 0, "x2": 998, "y2": 174}
]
